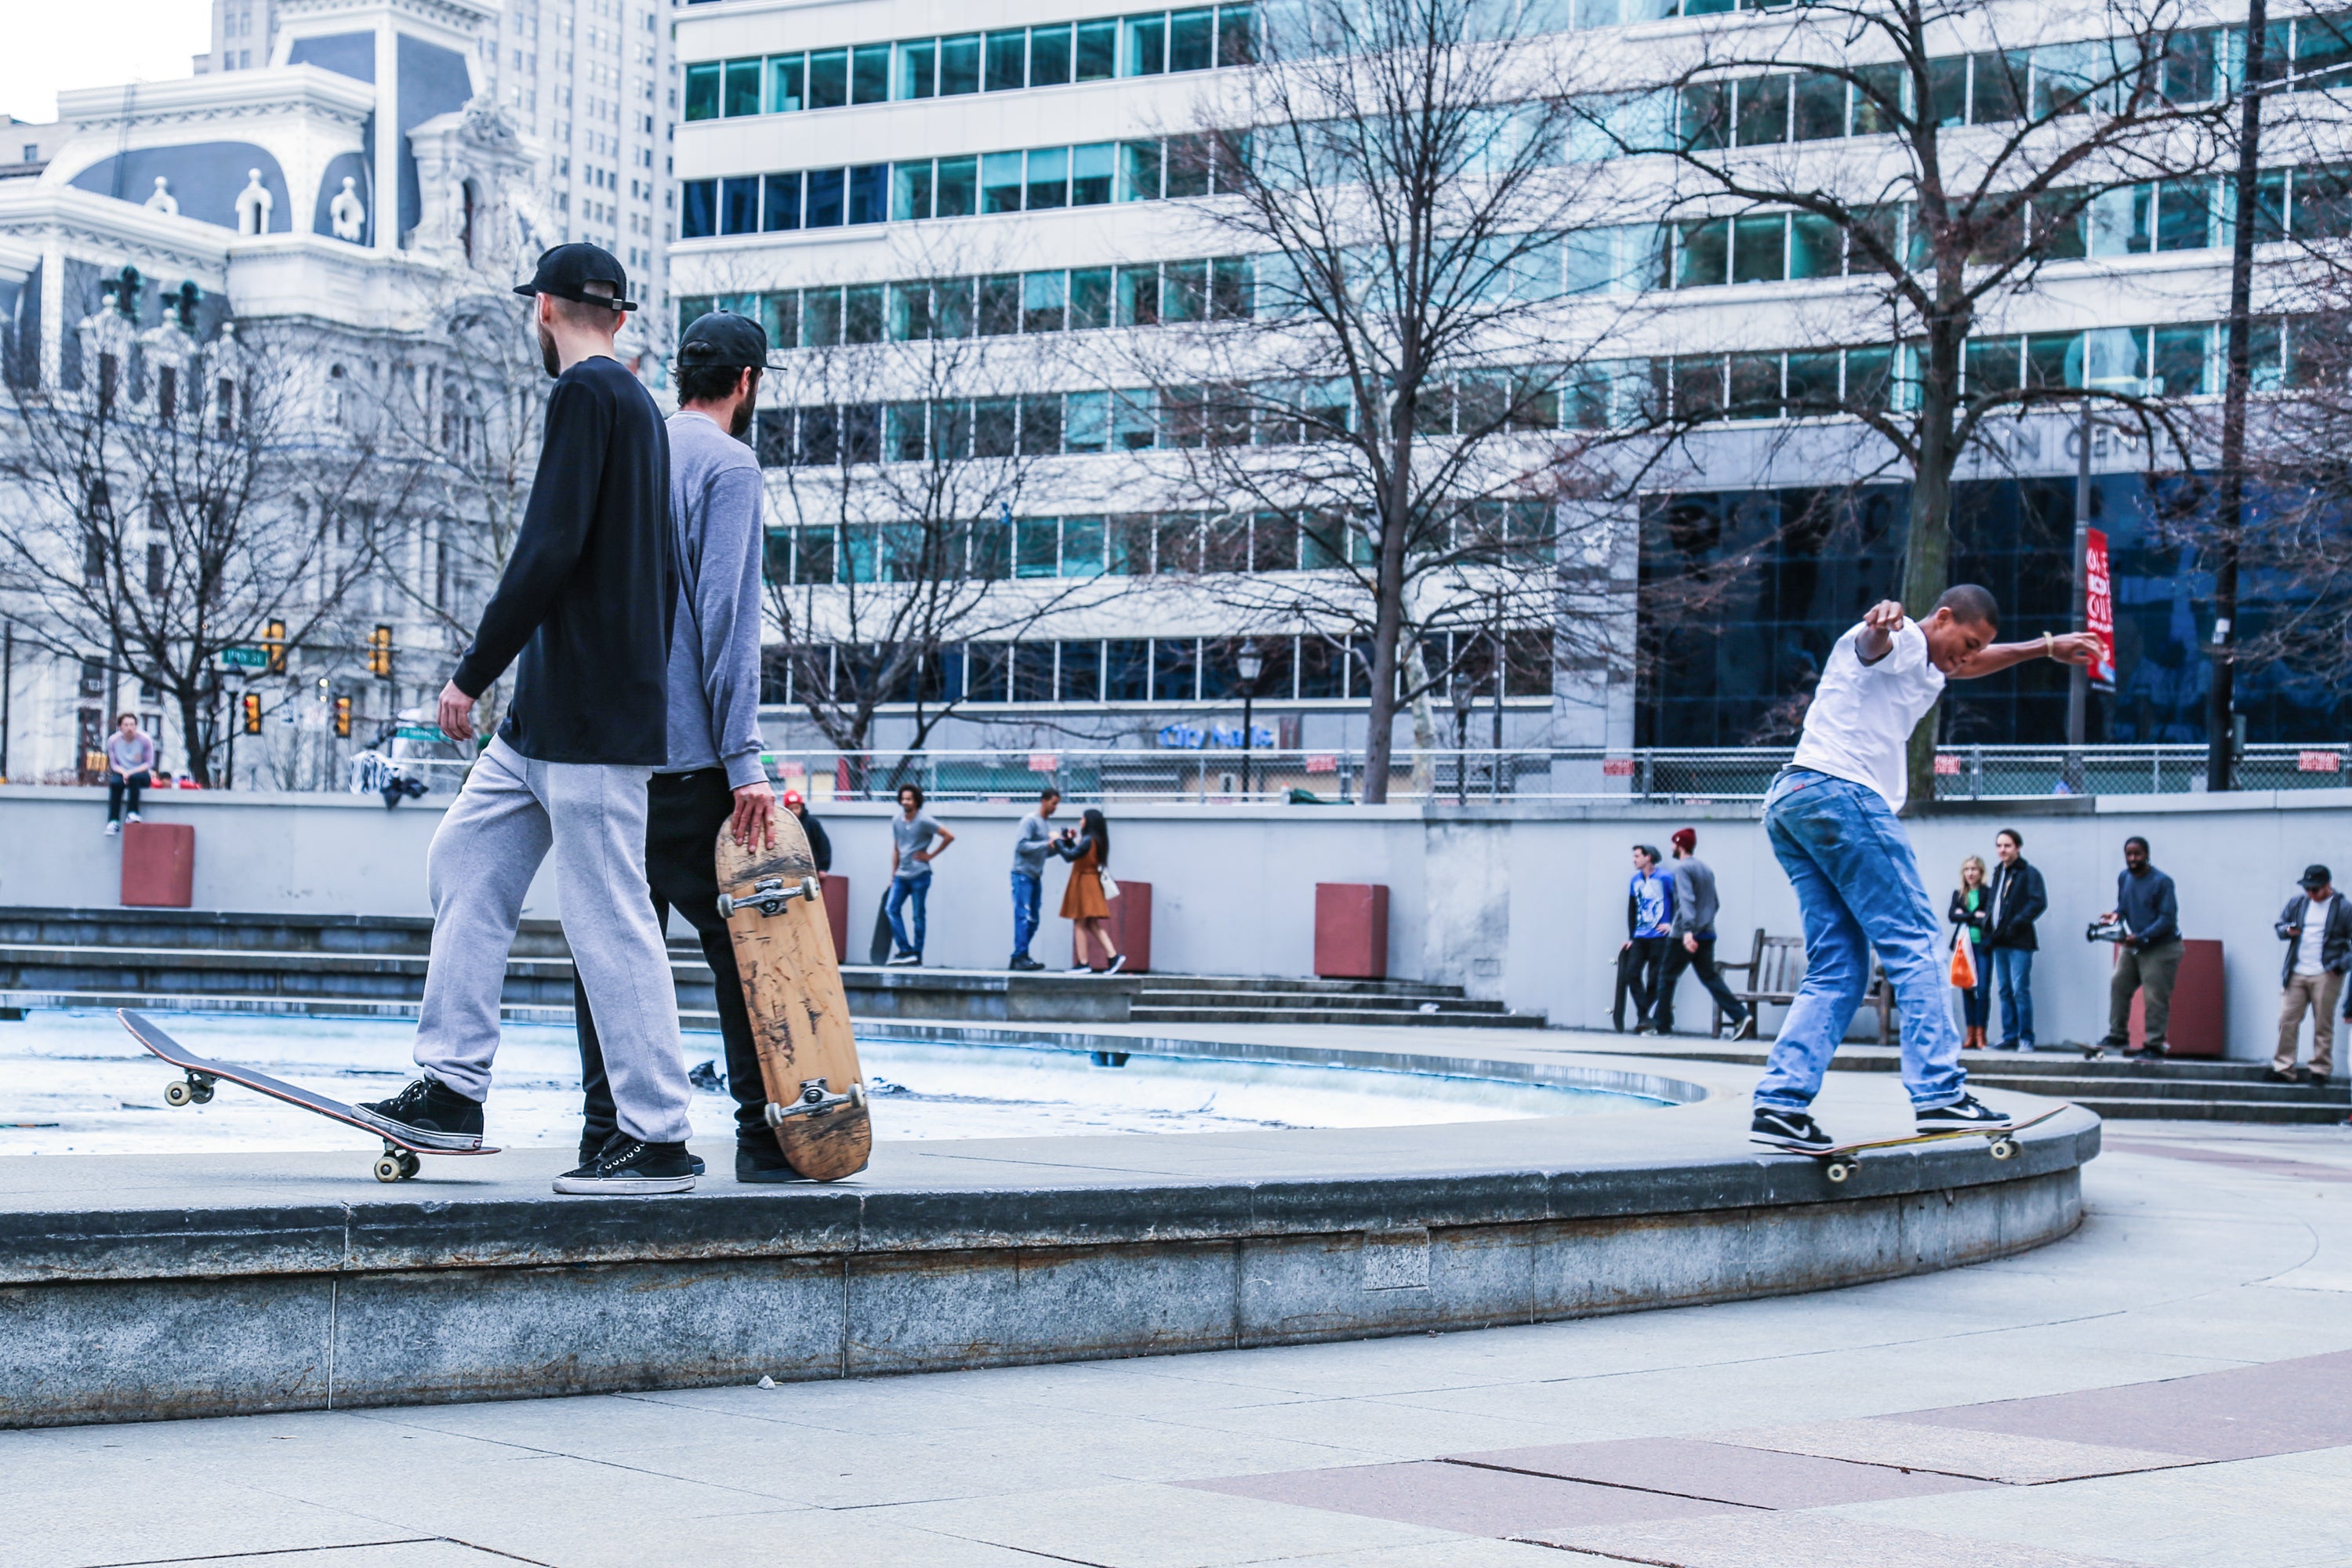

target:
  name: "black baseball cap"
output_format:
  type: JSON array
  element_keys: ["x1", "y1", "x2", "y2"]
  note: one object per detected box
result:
[
  {"x1": 513, "y1": 242, "x2": 637, "y2": 312},
  {"x1": 677, "y1": 309, "x2": 768, "y2": 369},
  {"x1": 2303, "y1": 864, "x2": 2334, "y2": 888}
]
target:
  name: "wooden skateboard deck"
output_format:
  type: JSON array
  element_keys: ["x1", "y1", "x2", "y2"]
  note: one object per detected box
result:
[
  {"x1": 117, "y1": 1008, "x2": 503, "y2": 1183},
  {"x1": 1806, "y1": 1106, "x2": 2068, "y2": 1183},
  {"x1": 715, "y1": 815, "x2": 869, "y2": 1181}
]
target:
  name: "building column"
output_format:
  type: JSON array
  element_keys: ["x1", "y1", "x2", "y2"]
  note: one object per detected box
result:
[{"x1": 374, "y1": 21, "x2": 399, "y2": 252}]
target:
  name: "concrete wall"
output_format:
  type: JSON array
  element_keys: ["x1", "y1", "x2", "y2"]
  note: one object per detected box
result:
[{"x1": 7, "y1": 782, "x2": 2347, "y2": 1058}]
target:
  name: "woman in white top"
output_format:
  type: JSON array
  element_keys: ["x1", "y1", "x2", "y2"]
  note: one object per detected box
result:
[{"x1": 103, "y1": 713, "x2": 157, "y2": 834}]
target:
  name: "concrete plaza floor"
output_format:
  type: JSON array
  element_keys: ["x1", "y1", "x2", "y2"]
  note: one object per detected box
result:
[{"x1": 13, "y1": 1116, "x2": 2352, "y2": 1566}]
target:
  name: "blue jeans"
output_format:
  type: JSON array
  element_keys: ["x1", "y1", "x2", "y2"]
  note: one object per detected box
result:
[
  {"x1": 1011, "y1": 869, "x2": 1042, "y2": 959},
  {"x1": 886, "y1": 869, "x2": 931, "y2": 957},
  {"x1": 1755, "y1": 770, "x2": 1966, "y2": 1113},
  {"x1": 1990, "y1": 946, "x2": 2035, "y2": 1048}
]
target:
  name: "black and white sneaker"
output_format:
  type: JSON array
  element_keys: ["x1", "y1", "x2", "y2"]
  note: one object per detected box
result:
[
  {"x1": 736, "y1": 1142, "x2": 809, "y2": 1184},
  {"x1": 1751, "y1": 1107, "x2": 1834, "y2": 1153},
  {"x1": 1915, "y1": 1094, "x2": 2016, "y2": 1133},
  {"x1": 1102, "y1": 954, "x2": 1127, "y2": 975},
  {"x1": 886, "y1": 950, "x2": 922, "y2": 967},
  {"x1": 1730, "y1": 1013, "x2": 1759, "y2": 1040},
  {"x1": 1009, "y1": 954, "x2": 1045, "y2": 971},
  {"x1": 552, "y1": 1136, "x2": 697, "y2": 1195},
  {"x1": 353, "y1": 1076, "x2": 485, "y2": 1150}
]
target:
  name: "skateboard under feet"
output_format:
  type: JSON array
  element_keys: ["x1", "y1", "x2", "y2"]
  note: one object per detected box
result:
[
  {"x1": 1807, "y1": 1106, "x2": 2068, "y2": 1184},
  {"x1": 715, "y1": 815, "x2": 870, "y2": 1181},
  {"x1": 116, "y1": 1009, "x2": 503, "y2": 1182}
]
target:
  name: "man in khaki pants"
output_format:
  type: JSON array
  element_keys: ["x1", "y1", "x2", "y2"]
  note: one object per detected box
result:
[{"x1": 2274, "y1": 865, "x2": 2352, "y2": 1085}]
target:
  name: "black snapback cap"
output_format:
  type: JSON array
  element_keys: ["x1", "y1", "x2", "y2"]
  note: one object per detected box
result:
[
  {"x1": 514, "y1": 242, "x2": 637, "y2": 313},
  {"x1": 677, "y1": 310, "x2": 769, "y2": 369}
]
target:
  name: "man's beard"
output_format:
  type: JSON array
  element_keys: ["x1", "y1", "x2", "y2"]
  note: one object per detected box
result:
[
  {"x1": 535, "y1": 320, "x2": 560, "y2": 377},
  {"x1": 730, "y1": 394, "x2": 754, "y2": 437}
]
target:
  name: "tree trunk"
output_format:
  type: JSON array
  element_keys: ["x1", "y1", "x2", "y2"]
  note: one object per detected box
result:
[
  {"x1": 2207, "y1": 0, "x2": 2268, "y2": 792},
  {"x1": 1900, "y1": 336, "x2": 1963, "y2": 809},
  {"x1": 177, "y1": 686, "x2": 216, "y2": 787},
  {"x1": 1403, "y1": 630, "x2": 1437, "y2": 798},
  {"x1": 1360, "y1": 433, "x2": 1416, "y2": 805}
]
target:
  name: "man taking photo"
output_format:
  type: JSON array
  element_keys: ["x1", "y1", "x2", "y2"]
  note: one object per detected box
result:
[
  {"x1": 2094, "y1": 837, "x2": 2182, "y2": 1062},
  {"x1": 2274, "y1": 863, "x2": 2351, "y2": 1085}
]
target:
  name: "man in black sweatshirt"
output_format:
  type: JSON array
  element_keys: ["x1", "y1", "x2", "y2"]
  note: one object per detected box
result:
[
  {"x1": 2096, "y1": 835, "x2": 2183, "y2": 1060},
  {"x1": 356, "y1": 245, "x2": 697, "y2": 1195}
]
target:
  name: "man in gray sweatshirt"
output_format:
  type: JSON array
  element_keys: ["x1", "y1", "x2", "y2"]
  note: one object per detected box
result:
[
  {"x1": 1656, "y1": 826, "x2": 1753, "y2": 1038},
  {"x1": 573, "y1": 309, "x2": 789, "y2": 1181},
  {"x1": 1009, "y1": 787, "x2": 1062, "y2": 970}
]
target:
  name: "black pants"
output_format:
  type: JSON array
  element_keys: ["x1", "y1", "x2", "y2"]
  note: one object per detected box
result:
[
  {"x1": 1616, "y1": 937, "x2": 1669, "y2": 1029},
  {"x1": 575, "y1": 770, "x2": 761, "y2": 1156},
  {"x1": 107, "y1": 770, "x2": 149, "y2": 822},
  {"x1": 1656, "y1": 935, "x2": 1748, "y2": 1034}
]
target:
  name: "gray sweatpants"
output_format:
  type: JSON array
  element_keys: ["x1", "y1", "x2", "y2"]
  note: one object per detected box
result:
[{"x1": 412, "y1": 737, "x2": 692, "y2": 1144}]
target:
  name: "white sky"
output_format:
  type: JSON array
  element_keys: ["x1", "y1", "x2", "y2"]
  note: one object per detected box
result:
[{"x1": 2, "y1": 2, "x2": 216, "y2": 128}]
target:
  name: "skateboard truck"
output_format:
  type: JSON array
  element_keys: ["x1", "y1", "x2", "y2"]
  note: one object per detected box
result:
[
  {"x1": 162, "y1": 1072, "x2": 216, "y2": 1107},
  {"x1": 717, "y1": 875, "x2": 823, "y2": 920},
  {"x1": 764, "y1": 1076, "x2": 867, "y2": 1124},
  {"x1": 373, "y1": 1144, "x2": 424, "y2": 1184}
]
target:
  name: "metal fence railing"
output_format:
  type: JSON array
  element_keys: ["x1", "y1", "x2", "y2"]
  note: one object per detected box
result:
[{"x1": 751, "y1": 743, "x2": 2352, "y2": 805}]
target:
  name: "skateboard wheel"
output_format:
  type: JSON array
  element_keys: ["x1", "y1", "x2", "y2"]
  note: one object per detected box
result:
[
  {"x1": 397, "y1": 1151, "x2": 423, "y2": 1180},
  {"x1": 373, "y1": 1154, "x2": 405, "y2": 1183},
  {"x1": 848, "y1": 1081, "x2": 866, "y2": 1109},
  {"x1": 165, "y1": 1080, "x2": 193, "y2": 1107},
  {"x1": 716, "y1": 893, "x2": 736, "y2": 920},
  {"x1": 1989, "y1": 1138, "x2": 2016, "y2": 1160},
  {"x1": 1824, "y1": 1161, "x2": 1853, "y2": 1183},
  {"x1": 800, "y1": 877, "x2": 822, "y2": 902}
]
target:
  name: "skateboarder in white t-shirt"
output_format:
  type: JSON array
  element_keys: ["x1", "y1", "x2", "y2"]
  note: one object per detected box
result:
[{"x1": 1751, "y1": 587, "x2": 2100, "y2": 1153}]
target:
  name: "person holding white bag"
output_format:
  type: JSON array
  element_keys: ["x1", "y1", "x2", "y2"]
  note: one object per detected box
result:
[{"x1": 1054, "y1": 807, "x2": 1126, "y2": 974}]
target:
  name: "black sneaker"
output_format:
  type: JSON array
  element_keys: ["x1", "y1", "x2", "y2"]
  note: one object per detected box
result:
[
  {"x1": 552, "y1": 1137, "x2": 697, "y2": 1194},
  {"x1": 1915, "y1": 1094, "x2": 2016, "y2": 1132},
  {"x1": 1731, "y1": 1013, "x2": 1759, "y2": 1041},
  {"x1": 2269, "y1": 1066, "x2": 2306, "y2": 1084},
  {"x1": 1751, "y1": 1107, "x2": 1834, "y2": 1153},
  {"x1": 1009, "y1": 954, "x2": 1045, "y2": 971},
  {"x1": 354, "y1": 1076, "x2": 485, "y2": 1150},
  {"x1": 886, "y1": 950, "x2": 922, "y2": 967},
  {"x1": 736, "y1": 1142, "x2": 809, "y2": 1184}
]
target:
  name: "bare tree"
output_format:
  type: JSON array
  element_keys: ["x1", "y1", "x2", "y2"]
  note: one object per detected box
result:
[
  {"x1": 1600, "y1": 0, "x2": 2229, "y2": 797},
  {"x1": 1138, "y1": 0, "x2": 1637, "y2": 800},
  {"x1": 1, "y1": 298, "x2": 400, "y2": 785},
  {"x1": 756, "y1": 270, "x2": 1118, "y2": 777}
]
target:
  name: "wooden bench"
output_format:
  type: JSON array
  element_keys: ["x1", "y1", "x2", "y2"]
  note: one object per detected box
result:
[{"x1": 1712, "y1": 927, "x2": 1893, "y2": 1044}]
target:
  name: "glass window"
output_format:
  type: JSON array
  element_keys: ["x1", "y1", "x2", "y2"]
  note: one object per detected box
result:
[
  {"x1": 1169, "y1": 7, "x2": 1214, "y2": 70},
  {"x1": 1730, "y1": 213, "x2": 1787, "y2": 282},
  {"x1": 1124, "y1": 13, "x2": 1167, "y2": 75},
  {"x1": 1022, "y1": 270, "x2": 1067, "y2": 332},
  {"x1": 1163, "y1": 259, "x2": 1207, "y2": 321},
  {"x1": 684, "y1": 61, "x2": 720, "y2": 121},
  {"x1": 1964, "y1": 336, "x2": 2020, "y2": 401},
  {"x1": 1297, "y1": 633, "x2": 1344, "y2": 696},
  {"x1": 1926, "y1": 55, "x2": 1966, "y2": 126},
  {"x1": 1069, "y1": 267, "x2": 1112, "y2": 327},
  {"x1": 888, "y1": 281, "x2": 932, "y2": 341},
  {"x1": 1107, "y1": 520, "x2": 1153, "y2": 579},
  {"x1": 939, "y1": 33, "x2": 980, "y2": 93},
  {"x1": 2024, "y1": 331, "x2": 2077, "y2": 388},
  {"x1": 1787, "y1": 212, "x2": 1839, "y2": 278},
  {"x1": 1076, "y1": 16, "x2": 1118, "y2": 78},
  {"x1": 1735, "y1": 76, "x2": 1788, "y2": 146},
  {"x1": 680, "y1": 179, "x2": 717, "y2": 238},
  {"x1": 724, "y1": 57, "x2": 762, "y2": 117},
  {"x1": 805, "y1": 168, "x2": 845, "y2": 227},
  {"x1": 1062, "y1": 517, "x2": 1106, "y2": 578},
  {"x1": 801, "y1": 288, "x2": 842, "y2": 346},
  {"x1": 1210, "y1": 256, "x2": 1252, "y2": 318},
  {"x1": 1026, "y1": 145, "x2": 1069, "y2": 209},
  {"x1": 1020, "y1": 394, "x2": 1064, "y2": 454},
  {"x1": 1675, "y1": 218, "x2": 1730, "y2": 286},
  {"x1": 848, "y1": 163, "x2": 889, "y2": 224},
  {"x1": 935, "y1": 155, "x2": 978, "y2": 217},
  {"x1": 760, "y1": 291, "x2": 798, "y2": 349},
  {"x1": 1153, "y1": 637, "x2": 1198, "y2": 700},
  {"x1": 1217, "y1": 2, "x2": 1254, "y2": 64},
  {"x1": 2154, "y1": 177, "x2": 2212, "y2": 251},
  {"x1": 1031, "y1": 23, "x2": 1073, "y2": 84},
  {"x1": 1017, "y1": 516, "x2": 1059, "y2": 576},
  {"x1": 2087, "y1": 185, "x2": 2151, "y2": 256},
  {"x1": 982, "y1": 151, "x2": 1025, "y2": 213},
  {"x1": 1065, "y1": 390, "x2": 1109, "y2": 451},
  {"x1": 964, "y1": 642, "x2": 1009, "y2": 697},
  {"x1": 1105, "y1": 638, "x2": 1149, "y2": 694},
  {"x1": 931, "y1": 398, "x2": 972, "y2": 458},
  {"x1": 1250, "y1": 510, "x2": 1298, "y2": 571},
  {"x1": 1972, "y1": 50, "x2": 2026, "y2": 122},
  {"x1": 1844, "y1": 344, "x2": 1893, "y2": 408},
  {"x1": 1791, "y1": 71, "x2": 1843, "y2": 140},
  {"x1": 895, "y1": 39, "x2": 935, "y2": 99},
  {"x1": 720, "y1": 176, "x2": 760, "y2": 234},
  {"x1": 1118, "y1": 265, "x2": 1160, "y2": 325},
  {"x1": 1058, "y1": 640, "x2": 1103, "y2": 699},
  {"x1": 1852, "y1": 62, "x2": 1904, "y2": 133},
  {"x1": 974, "y1": 397, "x2": 1018, "y2": 456},
  {"x1": 808, "y1": 47, "x2": 848, "y2": 108},
  {"x1": 852, "y1": 43, "x2": 891, "y2": 103},
  {"x1": 1784, "y1": 350, "x2": 1839, "y2": 412},
  {"x1": 886, "y1": 401, "x2": 927, "y2": 460},
  {"x1": 935, "y1": 276, "x2": 975, "y2": 337},
  {"x1": 1013, "y1": 644, "x2": 1055, "y2": 702},
  {"x1": 1165, "y1": 133, "x2": 1212, "y2": 198},
  {"x1": 891, "y1": 161, "x2": 933, "y2": 221},
  {"x1": 763, "y1": 172, "x2": 802, "y2": 230},
  {"x1": 844, "y1": 285, "x2": 884, "y2": 343},
  {"x1": 985, "y1": 28, "x2": 1028, "y2": 90},
  {"x1": 978, "y1": 274, "x2": 1020, "y2": 335},
  {"x1": 1072, "y1": 142, "x2": 1114, "y2": 205},
  {"x1": 2151, "y1": 324, "x2": 2209, "y2": 396},
  {"x1": 1120, "y1": 140, "x2": 1163, "y2": 201},
  {"x1": 1671, "y1": 357, "x2": 1725, "y2": 419},
  {"x1": 2297, "y1": 13, "x2": 2352, "y2": 88},
  {"x1": 766, "y1": 53, "x2": 805, "y2": 111},
  {"x1": 1112, "y1": 389, "x2": 1157, "y2": 449}
]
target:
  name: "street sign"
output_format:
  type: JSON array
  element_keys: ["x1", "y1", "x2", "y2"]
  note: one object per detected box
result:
[
  {"x1": 394, "y1": 724, "x2": 445, "y2": 742},
  {"x1": 217, "y1": 646, "x2": 268, "y2": 670}
]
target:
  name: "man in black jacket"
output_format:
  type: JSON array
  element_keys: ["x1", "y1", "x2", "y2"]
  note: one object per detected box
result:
[
  {"x1": 2096, "y1": 836, "x2": 2183, "y2": 1060},
  {"x1": 1984, "y1": 828, "x2": 2047, "y2": 1052},
  {"x1": 2274, "y1": 864, "x2": 2352, "y2": 1084},
  {"x1": 356, "y1": 245, "x2": 697, "y2": 1196}
]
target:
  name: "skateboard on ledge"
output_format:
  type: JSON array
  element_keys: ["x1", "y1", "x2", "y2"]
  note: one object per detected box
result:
[
  {"x1": 715, "y1": 815, "x2": 870, "y2": 1181},
  {"x1": 1807, "y1": 1105, "x2": 2067, "y2": 1185},
  {"x1": 116, "y1": 1008, "x2": 503, "y2": 1183}
]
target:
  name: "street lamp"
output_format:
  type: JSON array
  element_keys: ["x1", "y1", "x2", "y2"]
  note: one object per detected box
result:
[{"x1": 1236, "y1": 640, "x2": 1264, "y2": 800}]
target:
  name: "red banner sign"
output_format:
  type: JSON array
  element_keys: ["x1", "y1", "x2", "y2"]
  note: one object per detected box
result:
[{"x1": 2085, "y1": 528, "x2": 2117, "y2": 690}]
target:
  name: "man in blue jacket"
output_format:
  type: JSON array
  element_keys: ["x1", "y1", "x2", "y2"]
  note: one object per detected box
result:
[{"x1": 2096, "y1": 836, "x2": 2182, "y2": 1060}]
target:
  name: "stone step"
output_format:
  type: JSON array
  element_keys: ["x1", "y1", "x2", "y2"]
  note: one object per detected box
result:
[
  {"x1": 1132, "y1": 975, "x2": 1473, "y2": 1000},
  {"x1": 1133, "y1": 986, "x2": 1512, "y2": 1014},
  {"x1": 1966, "y1": 1071, "x2": 2347, "y2": 1104},
  {"x1": 1128, "y1": 1004, "x2": 1547, "y2": 1028},
  {"x1": 2062, "y1": 1095, "x2": 2351, "y2": 1123}
]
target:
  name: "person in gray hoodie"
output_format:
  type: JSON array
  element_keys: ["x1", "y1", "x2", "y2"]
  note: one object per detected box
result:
[
  {"x1": 1009, "y1": 787, "x2": 1062, "y2": 970},
  {"x1": 1656, "y1": 826, "x2": 1753, "y2": 1038},
  {"x1": 571, "y1": 309, "x2": 786, "y2": 1183}
]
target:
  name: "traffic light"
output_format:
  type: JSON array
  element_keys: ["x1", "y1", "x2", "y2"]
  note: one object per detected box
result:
[
  {"x1": 241, "y1": 693, "x2": 263, "y2": 734},
  {"x1": 366, "y1": 624, "x2": 394, "y2": 679},
  {"x1": 263, "y1": 619, "x2": 286, "y2": 674},
  {"x1": 332, "y1": 695, "x2": 353, "y2": 738}
]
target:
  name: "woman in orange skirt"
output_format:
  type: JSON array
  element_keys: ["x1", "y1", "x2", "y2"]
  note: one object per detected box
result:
[{"x1": 1056, "y1": 807, "x2": 1125, "y2": 973}]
